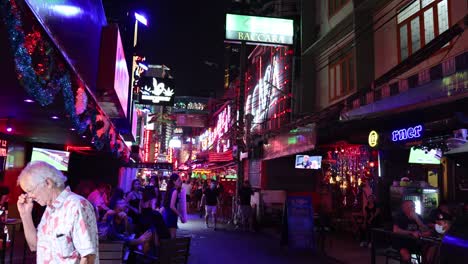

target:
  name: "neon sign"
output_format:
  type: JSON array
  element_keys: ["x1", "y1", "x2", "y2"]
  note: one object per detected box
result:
[
  {"x1": 143, "y1": 129, "x2": 151, "y2": 162},
  {"x1": 392, "y1": 125, "x2": 423, "y2": 142},
  {"x1": 245, "y1": 46, "x2": 292, "y2": 132},
  {"x1": 199, "y1": 105, "x2": 232, "y2": 152},
  {"x1": 368, "y1": 131, "x2": 379, "y2": 147},
  {"x1": 140, "y1": 77, "x2": 175, "y2": 105}
]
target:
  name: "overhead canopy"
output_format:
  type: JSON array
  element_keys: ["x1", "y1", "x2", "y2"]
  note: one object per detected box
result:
[{"x1": 445, "y1": 143, "x2": 468, "y2": 155}]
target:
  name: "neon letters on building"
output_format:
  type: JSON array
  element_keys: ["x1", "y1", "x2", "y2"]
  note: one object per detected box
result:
[
  {"x1": 199, "y1": 105, "x2": 232, "y2": 152},
  {"x1": 245, "y1": 46, "x2": 292, "y2": 132},
  {"x1": 392, "y1": 125, "x2": 423, "y2": 142}
]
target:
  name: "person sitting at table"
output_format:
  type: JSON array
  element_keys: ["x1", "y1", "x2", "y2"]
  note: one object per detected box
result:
[
  {"x1": 423, "y1": 212, "x2": 453, "y2": 264},
  {"x1": 428, "y1": 201, "x2": 452, "y2": 228},
  {"x1": 100, "y1": 199, "x2": 152, "y2": 248},
  {"x1": 393, "y1": 200, "x2": 431, "y2": 263}
]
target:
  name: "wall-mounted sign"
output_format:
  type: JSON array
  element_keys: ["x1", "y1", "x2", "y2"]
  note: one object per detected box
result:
[
  {"x1": 199, "y1": 104, "x2": 232, "y2": 153},
  {"x1": 173, "y1": 96, "x2": 209, "y2": 113},
  {"x1": 245, "y1": 46, "x2": 292, "y2": 132},
  {"x1": 0, "y1": 140, "x2": 7, "y2": 157},
  {"x1": 97, "y1": 24, "x2": 129, "y2": 118},
  {"x1": 392, "y1": 125, "x2": 423, "y2": 142},
  {"x1": 225, "y1": 14, "x2": 294, "y2": 45},
  {"x1": 368, "y1": 130, "x2": 379, "y2": 147},
  {"x1": 139, "y1": 77, "x2": 175, "y2": 106}
]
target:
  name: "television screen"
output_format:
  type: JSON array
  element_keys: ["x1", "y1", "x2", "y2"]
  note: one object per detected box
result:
[
  {"x1": 408, "y1": 147, "x2": 441, "y2": 165},
  {"x1": 31, "y1": 147, "x2": 70, "y2": 171},
  {"x1": 295, "y1": 155, "x2": 322, "y2": 169}
]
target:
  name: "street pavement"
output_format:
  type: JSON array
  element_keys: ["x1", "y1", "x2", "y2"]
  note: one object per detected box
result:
[
  {"x1": 179, "y1": 214, "x2": 331, "y2": 264},
  {"x1": 6, "y1": 214, "x2": 377, "y2": 264}
]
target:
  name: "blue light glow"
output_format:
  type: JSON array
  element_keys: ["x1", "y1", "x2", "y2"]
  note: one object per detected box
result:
[
  {"x1": 134, "y1": 12, "x2": 148, "y2": 26},
  {"x1": 443, "y1": 235, "x2": 468, "y2": 248},
  {"x1": 392, "y1": 125, "x2": 423, "y2": 142},
  {"x1": 51, "y1": 5, "x2": 83, "y2": 17}
]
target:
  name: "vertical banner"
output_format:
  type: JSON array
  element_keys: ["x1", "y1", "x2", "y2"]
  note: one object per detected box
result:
[{"x1": 284, "y1": 194, "x2": 315, "y2": 250}]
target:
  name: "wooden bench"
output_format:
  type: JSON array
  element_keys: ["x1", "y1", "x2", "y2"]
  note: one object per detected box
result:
[{"x1": 99, "y1": 240, "x2": 125, "y2": 264}]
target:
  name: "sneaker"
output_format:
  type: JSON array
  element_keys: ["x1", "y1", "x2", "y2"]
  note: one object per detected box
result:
[{"x1": 359, "y1": 242, "x2": 367, "y2": 247}]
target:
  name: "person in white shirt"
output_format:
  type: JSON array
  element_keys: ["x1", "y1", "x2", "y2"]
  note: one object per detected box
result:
[
  {"x1": 88, "y1": 183, "x2": 110, "y2": 219},
  {"x1": 17, "y1": 161, "x2": 99, "y2": 264}
]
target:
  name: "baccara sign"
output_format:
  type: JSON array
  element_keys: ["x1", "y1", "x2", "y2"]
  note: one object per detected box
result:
[{"x1": 225, "y1": 14, "x2": 294, "y2": 45}]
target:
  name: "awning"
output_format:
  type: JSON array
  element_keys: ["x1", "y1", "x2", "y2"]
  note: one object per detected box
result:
[
  {"x1": 445, "y1": 143, "x2": 468, "y2": 155},
  {"x1": 341, "y1": 70, "x2": 468, "y2": 121}
]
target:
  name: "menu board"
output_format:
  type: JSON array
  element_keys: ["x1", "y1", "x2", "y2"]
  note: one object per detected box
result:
[{"x1": 285, "y1": 194, "x2": 315, "y2": 249}]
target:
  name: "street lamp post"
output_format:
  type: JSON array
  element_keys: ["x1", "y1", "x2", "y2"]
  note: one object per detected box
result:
[{"x1": 133, "y1": 12, "x2": 148, "y2": 48}]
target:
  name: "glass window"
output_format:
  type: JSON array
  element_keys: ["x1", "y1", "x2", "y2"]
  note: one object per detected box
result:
[
  {"x1": 398, "y1": 1, "x2": 420, "y2": 23},
  {"x1": 330, "y1": 67, "x2": 335, "y2": 99},
  {"x1": 341, "y1": 61, "x2": 347, "y2": 94},
  {"x1": 437, "y1": 0, "x2": 449, "y2": 34},
  {"x1": 422, "y1": 0, "x2": 435, "y2": 8},
  {"x1": 411, "y1": 18, "x2": 421, "y2": 52},
  {"x1": 336, "y1": 64, "x2": 342, "y2": 97},
  {"x1": 348, "y1": 57, "x2": 354, "y2": 91},
  {"x1": 424, "y1": 8, "x2": 435, "y2": 44},
  {"x1": 400, "y1": 25, "x2": 409, "y2": 60}
]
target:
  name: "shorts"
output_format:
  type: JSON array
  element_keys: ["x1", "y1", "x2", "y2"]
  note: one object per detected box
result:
[
  {"x1": 205, "y1": 205, "x2": 217, "y2": 215},
  {"x1": 163, "y1": 208, "x2": 178, "y2": 229}
]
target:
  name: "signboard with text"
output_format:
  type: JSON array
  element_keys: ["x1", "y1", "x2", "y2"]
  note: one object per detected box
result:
[
  {"x1": 225, "y1": 14, "x2": 294, "y2": 45},
  {"x1": 285, "y1": 194, "x2": 315, "y2": 250}
]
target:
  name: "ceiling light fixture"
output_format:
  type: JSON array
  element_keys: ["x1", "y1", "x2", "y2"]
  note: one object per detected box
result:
[
  {"x1": 0, "y1": 117, "x2": 14, "y2": 133},
  {"x1": 51, "y1": 116, "x2": 59, "y2": 120},
  {"x1": 24, "y1": 99, "x2": 34, "y2": 103}
]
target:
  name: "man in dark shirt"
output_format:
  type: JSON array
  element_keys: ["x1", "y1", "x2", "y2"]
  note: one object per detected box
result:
[
  {"x1": 239, "y1": 181, "x2": 254, "y2": 231},
  {"x1": 393, "y1": 200, "x2": 431, "y2": 263},
  {"x1": 203, "y1": 181, "x2": 219, "y2": 230}
]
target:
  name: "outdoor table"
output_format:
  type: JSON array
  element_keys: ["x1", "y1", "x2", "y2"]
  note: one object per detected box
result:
[
  {"x1": 370, "y1": 228, "x2": 442, "y2": 264},
  {"x1": 0, "y1": 218, "x2": 22, "y2": 264}
]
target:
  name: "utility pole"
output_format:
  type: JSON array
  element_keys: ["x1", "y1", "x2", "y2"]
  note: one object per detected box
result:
[{"x1": 236, "y1": 41, "x2": 247, "y2": 198}]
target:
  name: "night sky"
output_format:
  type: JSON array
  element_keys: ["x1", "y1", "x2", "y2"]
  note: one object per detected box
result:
[{"x1": 102, "y1": 0, "x2": 228, "y2": 98}]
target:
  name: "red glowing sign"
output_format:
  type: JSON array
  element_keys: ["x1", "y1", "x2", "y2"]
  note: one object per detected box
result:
[
  {"x1": 199, "y1": 104, "x2": 232, "y2": 152},
  {"x1": 143, "y1": 129, "x2": 151, "y2": 162},
  {"x1": 245, "y1": 46, "x2": 292, "y2": 132}
]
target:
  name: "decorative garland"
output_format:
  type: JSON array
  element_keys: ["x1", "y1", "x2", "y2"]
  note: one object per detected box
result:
[
  {"x1": 3, "y1": 0, "x2": 66, "y2": 106},
  {"x1": 1, "y1": 0, "x2": 120, "y2": 155}
]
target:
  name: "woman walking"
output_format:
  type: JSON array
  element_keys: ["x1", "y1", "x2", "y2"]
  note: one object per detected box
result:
[{"x1": 163, "y1": 173, "x2": 187, "y2": 238}]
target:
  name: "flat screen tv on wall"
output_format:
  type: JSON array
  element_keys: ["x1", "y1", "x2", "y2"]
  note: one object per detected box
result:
[
  {"x1": 295, "y1": 155, "x2": 322, "y2": 169},
  {"x1": 408, "y1": 147, "x2": 441, "y2": 165},
  {"x1": 30, "y1": 147, "x2": 70, "y2": 171}
]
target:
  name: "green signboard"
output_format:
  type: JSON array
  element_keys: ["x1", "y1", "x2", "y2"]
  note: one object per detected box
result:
[{"x1": 225, "y1": 14, "x2": 294, "y2": 45}]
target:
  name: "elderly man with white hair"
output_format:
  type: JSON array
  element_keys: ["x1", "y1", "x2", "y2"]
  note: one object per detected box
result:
[{"x1": 17, "y1": 161, "x2": 99, "y2": 264}]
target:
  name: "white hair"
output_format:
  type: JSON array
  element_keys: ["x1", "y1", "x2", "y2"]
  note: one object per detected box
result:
[{"x1": 18, "y1": 161, "x2": 67, "y2": 188}]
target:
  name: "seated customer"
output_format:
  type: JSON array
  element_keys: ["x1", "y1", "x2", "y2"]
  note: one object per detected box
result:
[
  {"x1": 393, "y1": 200, "x2": 431, "y2": 263},
  {"x1": 88, "y1": 183, "x2": 111, "y2": 220},
  {"x1": 428, "y1": 201, "x2": 452, "y2": 228}
]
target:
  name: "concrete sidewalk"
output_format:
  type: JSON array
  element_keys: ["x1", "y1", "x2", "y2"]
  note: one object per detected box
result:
[{"x1": 179, "y1": 214, "x2": 331, "y2": 264}]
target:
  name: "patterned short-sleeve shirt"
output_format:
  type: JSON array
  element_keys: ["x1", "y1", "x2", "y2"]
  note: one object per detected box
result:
[{"x1": 37, "y1": 187, "x2": 99, "y2": 264}]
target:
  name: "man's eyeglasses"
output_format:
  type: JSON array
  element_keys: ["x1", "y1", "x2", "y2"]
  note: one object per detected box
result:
[{"x1": 24, "y1": 181, "x2": 45, "y2": 195}]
